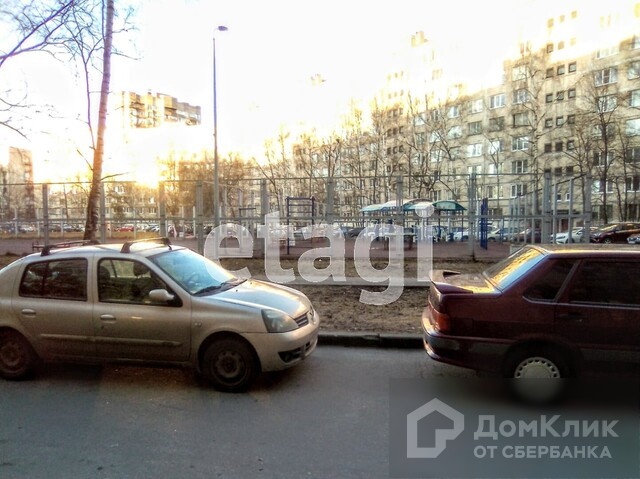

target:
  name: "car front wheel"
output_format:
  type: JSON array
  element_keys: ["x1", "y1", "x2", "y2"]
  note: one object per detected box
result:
[
  {"x1": 202, "y1": 338, "x2": 259, "y2": 393},
  {"x1": 0, "y1": 331, "x2": 38, "y2": 380}
]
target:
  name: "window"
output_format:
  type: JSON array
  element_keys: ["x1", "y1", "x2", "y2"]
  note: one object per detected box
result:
[
  {"x1": 469, "y1": 99, "x2": 483, "y2": 113},
  {"x1": 555, "y1": 142, "x2": 564, "y2": 152},
  {"x1": 565, "y1": 166, "x2": 574, "y2": 175},
  {"x1": 98, "y1": 259, "x2": 168, "y2": 303},
  {"x1": 19, "y1": 259, "x2": 88, "y2": 300},
  {"x1": 626, "y1": 176, "x2": 640, "y2": 192},
  {"x1": 511, "y1": 184, "x2": 527, "y2": 197},
  {"x1": 567, "y1": 114, "x2": 575, "y2": 125},
  {"x1": 544, "y1": 143, "x2": 552, "y2": 153},
  {"x1": 447, "y1": 125, "x2": 462, "y2": 139},
  {"x1": 524, "y1": 260, "x2": 576, "y2": 301},
  {"x1": 430, "y1": 149, "x2": 444, "y2": 163},
  {"x1": 488, "y1": 139, "x2": 503, "y2": 154},
  {"x1": 546, "y1": 43, "x2": 554, "y2": 53},
  {"x1": 568, "y1": 88, "x2": 576, "y2": 99},
  {"x1": 487, "y1": 162, "x2": 502, "y2": 174},
  {"x1": 554, "y1": 167, "x2": 563, "y2": 177},
  {"x1": 628, "y1": 61, "x2": 640, "y2": 80},
  {"x1": 512, "y1": 136, "x2": 530, "y2": 151},
  {"x1": 489, "y1": 116, "x2": 504, "y2": 131},
  {"x1": 568, "y1": 62, "x2": 577, "y2": 73},
  {"x1": 626, "y1": 118, "x2": 640, "y2": 136},
  {"x1": 626, "y1": 147, "x2": 640, "y2": 163},
  {"x1": 630, "y1": 90, "x2": 640, "y2": 108},
  {"x1": 546, "y1": 68, "x2": 554, "y2": 78},
  {"x1": 544, "y1": 118, "x2": 553, "y2": 128},
  {"x1": 490, "y1": 93, "x2": 506, "y2": 108},
  {"x1": 594, "y1": 151, "x2": 614, "y2": 166},
  {"x1": 545, "y1": 93, "x2": 554, "y2": 103},
  {"x1": 513, "y1": 112, "x2": 528, "y2": 127},
  {"x1": 511, "y1": 159, "x2": 528, "y2": 174},
  {"x1": 557, "y1": 64, "x2": 566, "y2": 75},
  {"x1": 467, "y1": 164, "x2": 483, "y2": 175},
  {"x1": 568, "y1": 261, "x2": 639, "y2": 306},
  {"x1": 556, "y1": 91, "x2": 565, "y2": 101},
  {"x1": 594, "y1": 67, "x2": 618, "y2": 86},
  {"x1": 567, "y1": 140, "x2": 576, "y2": 150},
  {"x1": 595, "y1": 45, "x2": 620, "y2": 59},
  {"x1": 558, "y1": 41, "x2": 565, "y2": 50},
  {"x1": 597, "y1": 94, "x2": 617, "y2": 112},
  {"x1": 467, "y1": 143, "x2": 483, "y2": 157},
  {"x1": 556, "y1": 117, "x2": 564, "y2": 127},
  {"x1": 468, "y1": 121, "x2": 482, "y2": 135},
  {"x1": 447, "y1": 105, "x2": 460, "y2": 118},
  {"x1": 513, "y1": 89, "x2": 530, "y2": 104},
  {"x1": 486, "y1": 185, "x2": 500, "y2": 199},
  {"x1": 512, "y1": 65, "x2": 528, "y2": 81}
]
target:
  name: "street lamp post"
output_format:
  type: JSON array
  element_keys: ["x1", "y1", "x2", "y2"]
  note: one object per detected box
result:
[{"x1": 213, "y1": 25, "x2": 228, "y2": 228}]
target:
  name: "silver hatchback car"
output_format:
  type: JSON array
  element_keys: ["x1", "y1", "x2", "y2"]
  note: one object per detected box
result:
[{"x1": 0, "y1": 238, "x2": 319, "y2": 392}]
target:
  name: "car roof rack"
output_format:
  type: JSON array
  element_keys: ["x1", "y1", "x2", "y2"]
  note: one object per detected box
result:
[
  {"x1": 41, "y1": 240, "x2": 100, "y2": 256},
  {"x1": 121, "y1": 237, "x2": 173, "y2": 253}
]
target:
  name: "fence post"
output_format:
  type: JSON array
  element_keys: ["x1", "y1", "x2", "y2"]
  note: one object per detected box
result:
[
  {"x1": 196, "y1": 181, "x2": 204, "y2": 255},
  {"x1": 467, "y1": 173, "x2": 477, "y2": 256},
  {"x1": 395, "y1": 175, "x2": 404, "y2": 226},
  {"x1": 326, "y1": 177, "x2": 334, "y2": 225},
  {"x1": 158, "y1": 182, "x2": 167, "y2": 237},
  {"x1": 99, "y1": 182, "x2": 107, "y2": 243},
  {"x1": 542, "y1": 170, "x2": 552, "y2": 243},
  {"x1": 42, "y1": 183, "x2": 50, "y2": 246},
  {"x1": 584, "y1": 174, "x2": 592, "y2": 233}
]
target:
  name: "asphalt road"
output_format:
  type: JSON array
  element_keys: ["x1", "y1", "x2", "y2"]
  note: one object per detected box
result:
[{"x1": 0, "y1": 346, "x2": 473, "y2": 479}]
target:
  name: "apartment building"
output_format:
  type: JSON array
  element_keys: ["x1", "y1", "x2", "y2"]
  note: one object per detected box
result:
[
  {"x1": 289, "y1": 2, "x2": 640, "y2": 224},
  {"x1": 112, "y1": 91, "x2": 201, "y2": 129}
]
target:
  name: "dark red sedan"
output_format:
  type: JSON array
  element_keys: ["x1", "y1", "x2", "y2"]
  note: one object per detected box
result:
[{"x1": 423, "y1": 244, "x2": 640, "y2": 379}]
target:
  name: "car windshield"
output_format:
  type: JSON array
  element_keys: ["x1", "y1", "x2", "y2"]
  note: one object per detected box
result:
[
  {"x1": 149, "y1": 248, "x2": 238, "y2": 295},
  {"x1": 483, "y1": 247, "x2": 546, "y2": 290}
]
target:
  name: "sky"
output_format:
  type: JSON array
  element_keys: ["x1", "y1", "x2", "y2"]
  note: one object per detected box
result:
[{"x1": 0, "y1": 0, "x2": 590, "y2": 179}]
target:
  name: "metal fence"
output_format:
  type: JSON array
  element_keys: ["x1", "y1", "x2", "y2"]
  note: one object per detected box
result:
[{"x1": 0, "y1": 173, "x2": 594, "y2": 256}]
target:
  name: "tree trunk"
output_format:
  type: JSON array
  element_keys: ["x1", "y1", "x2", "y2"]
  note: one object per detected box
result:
[{"x1": 84, "y1": 0, "x2": 114, "y2": 240}]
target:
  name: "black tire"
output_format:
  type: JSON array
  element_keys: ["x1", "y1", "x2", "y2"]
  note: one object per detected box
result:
[
  {"x1": 503, "y1": 347, "x2": 571, "y2": 403},
  {"x1": 0, "y1": 331, "x2": 38, "y2": 380},
  {"x1": 201, "y1": 338, "x2": 259, "y2": 392},
  {"x1": 603, "y1": 237, "x2": 613, "y2": 244}
]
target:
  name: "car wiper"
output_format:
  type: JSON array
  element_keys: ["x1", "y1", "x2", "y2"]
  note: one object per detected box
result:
[{"x1": 194, "y1": 284, "x2": 222, "y2": 295}]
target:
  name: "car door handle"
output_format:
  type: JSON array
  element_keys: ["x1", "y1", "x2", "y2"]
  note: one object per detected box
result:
[
  {"x1": 21, "y1": 309, "x2": 36, "y2": 316},
  {"x1": 557, "y1": 312, "x2": 583, "y2": 322},
  {"x1": 100, "y1": 314, "x2": 116, "y2": 322}
]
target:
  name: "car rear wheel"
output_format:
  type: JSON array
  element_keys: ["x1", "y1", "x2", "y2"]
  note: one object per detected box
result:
[
  {"x1": 0, "y1": 331, "x2": 37, "y2": 380},
  {"x1": 603, "y1": 238, "x2": 613, "y2": 244},
  {"x1": 504, "y1": 347, "x2": 571, "y2": 403},
  {"x1": 202, "y1": 338, "x2": 259, "y2": 393}
]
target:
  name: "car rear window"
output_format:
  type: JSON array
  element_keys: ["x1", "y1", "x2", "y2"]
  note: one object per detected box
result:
[{"x1": 483, "y1": 247, "x2": 545, "y2": 290}]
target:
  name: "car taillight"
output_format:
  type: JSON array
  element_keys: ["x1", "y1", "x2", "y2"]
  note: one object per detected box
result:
[{"x1": 429, "y1": 303, "x2": 451, "y2": 333}]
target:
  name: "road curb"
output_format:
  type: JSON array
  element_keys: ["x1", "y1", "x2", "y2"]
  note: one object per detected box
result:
[{"x1": 318, "y1": 331, "x2": 422, "y2": 349}]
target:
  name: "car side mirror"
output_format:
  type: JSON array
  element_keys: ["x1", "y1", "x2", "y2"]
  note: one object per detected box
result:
[{"x1": 148, "y1": 289, "x2": 175, "y2": 303}]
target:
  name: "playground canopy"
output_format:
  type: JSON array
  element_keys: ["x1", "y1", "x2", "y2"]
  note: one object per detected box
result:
[{"x1": 359, "y1": 199, "x2": 465, "y2": 213}]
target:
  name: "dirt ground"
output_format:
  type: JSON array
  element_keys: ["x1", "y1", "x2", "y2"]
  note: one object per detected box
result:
[
  {"x1": 0, "y1": 252, "x2": 490, "y2": 335},
  {"x1": 219, "y1": 257, "x2": 489, "y2": 334}
]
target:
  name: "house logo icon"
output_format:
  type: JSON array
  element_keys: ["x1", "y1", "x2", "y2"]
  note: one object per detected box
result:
[{"x1": 407, "y1": 398, "x2": 464, "y2": 458}]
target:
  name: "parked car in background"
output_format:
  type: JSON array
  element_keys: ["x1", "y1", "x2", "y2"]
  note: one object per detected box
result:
[
  {"x1": 550, "y1": 227, "x2": 585, "y2": 244},
  {"x1": 0, "y1": 238, "x2": 319, "y2": 392},
  {"x1": 590, "y1": 222, "x2": 640, "y2": 243},
  {"x1": 513, "y1": 227, "x2": 542, "y2": 243},
  {"x1": 423, "y1": 244, "x2": 640, "y2": 393},
  {"x1": 627, "y1": 233, "x2": 640, "y2": 244},
  {"x1": 452, "y1": 228, "x2": 469, "y2": 241},
  {"x1": 487, "y1": 227, "x2": 518, "y2": 242}
]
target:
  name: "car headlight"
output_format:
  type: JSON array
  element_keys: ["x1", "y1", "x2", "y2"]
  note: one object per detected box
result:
[{"x1": 262, "y1": 309, "x2": 299, "y2": 333}]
